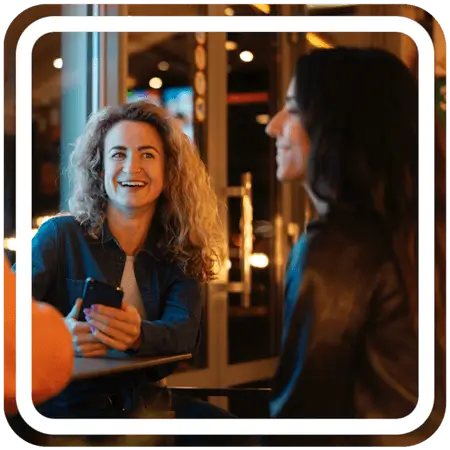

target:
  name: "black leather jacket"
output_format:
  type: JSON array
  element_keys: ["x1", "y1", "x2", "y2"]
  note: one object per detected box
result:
[{"x1": 267, "y1": 211, "x2": 440, "y2": 446}]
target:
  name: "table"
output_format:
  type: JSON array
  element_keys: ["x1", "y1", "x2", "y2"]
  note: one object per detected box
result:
[{"x1": 72, "y1": 352, "x2": 192, "y2": 381}]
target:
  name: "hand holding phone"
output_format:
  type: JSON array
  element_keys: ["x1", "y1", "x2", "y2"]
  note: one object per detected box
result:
[
  {"x1": 78, "y1": 278, "x2": 141, "y2": 352},
  {"x1": 78, "y1": 278, "x2": 124, "y2": 322},
  {"x1": 65, "y1": 300, "x2": 108, "y2": 358},
  {"x1": 85, "y1": 300, "x2": 142, "y2": 353}
]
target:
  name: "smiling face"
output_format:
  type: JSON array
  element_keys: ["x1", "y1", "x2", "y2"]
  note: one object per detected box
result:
[
  {"x1": 265, "y1": 77, "x2": 311, "y2": 182},
  {"x1": 103, "y1": 120, "x2": 165, "y2": 213}
]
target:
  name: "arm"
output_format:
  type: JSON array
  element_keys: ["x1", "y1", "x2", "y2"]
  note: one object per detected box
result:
[
  {"x1": 135, "y1": 268, "x2": 202, "y2": 356},
  {"x1": 356, "y1": 260, "x2": 419, "y2": 420},
  {"x1": 4, "y1": 254, "x2": 74, "y2": 414},
  {"x1": 270, "y1": 236, "x2": 436, "y2": 447},
  {"x1": 29, "y1": 219, "x2": 58, "y2": 302},
  {"x1": 353, "y1": 261, "x2": 442, "y2": 447},
  {"x1": 11, "y1": 219, "x2": 58, "y2": 298},
  {"x1": 271, "y1": 242, "x2": 418, "y2": 421}
]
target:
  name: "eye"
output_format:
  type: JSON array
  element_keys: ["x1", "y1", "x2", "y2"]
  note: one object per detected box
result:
[
  {"x1": 111, "y1": 152, "x2": 126, "y2": 160},
  {"x1": 143, "y1": 152, "x2": 155, "y2": 159}
]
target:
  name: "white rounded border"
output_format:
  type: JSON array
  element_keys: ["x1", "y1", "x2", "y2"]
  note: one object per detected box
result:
[{"x1": 15, "y1": 15, "x2": 434, "y2": 436}]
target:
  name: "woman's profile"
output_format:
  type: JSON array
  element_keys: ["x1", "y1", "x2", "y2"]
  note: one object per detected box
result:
[{"x1": 265, "y1": 47, "x2": 444, "y2": 445}]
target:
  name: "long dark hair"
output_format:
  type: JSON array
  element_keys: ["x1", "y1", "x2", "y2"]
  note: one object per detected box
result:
[{"x1": 295, "y1": 47, "x2": 419, "y2": 325}]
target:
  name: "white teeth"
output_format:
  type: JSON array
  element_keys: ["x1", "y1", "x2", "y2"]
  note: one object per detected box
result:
[{"x1": 120, "y1": 181, "x2": 146, "y2": 187}]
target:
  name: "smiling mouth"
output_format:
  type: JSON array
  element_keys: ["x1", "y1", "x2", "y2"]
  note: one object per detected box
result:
[{"x1": 119, "y1": 181, "x2": 148, "y2": 187}]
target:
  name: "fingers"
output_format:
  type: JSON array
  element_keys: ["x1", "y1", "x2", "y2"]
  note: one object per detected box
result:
[
  {"x1": 72, "y1": 325, "x2": 106, "y2": 356},
  {"x1": 66, "y1": 298, "x2": 83, "y2": 319},
  {"x1": 89, "y1": 318, "x2": 132, "y2": 344},
  {"x1": 76, "y1": 342, "x2": 107, "y2": 353},
  {"x1": 122, "y1": 300, "x2": 132, "y2": 311},
  {"x1": 75, "y1": 329, "x2": 103, "y2": 345},
  {"x1": 67, "y1": 303, "x2": 141, "y2": 353},
  {"x1": 91, "y1": 328, "x2": 130, "y2": 352},
  {"x1": 88, "y1": 304, "x2": 136, "y2": 324},
  {"x1": 71, "y1": 321, "x2": 94, "y2": 335},
  {"x1": 76, "y1": 342, "x2": 108, "y2": 358},
  {"x1": 86, "y1": 311, "x2": 140, "y2": 338},
  {"x1": 66, "y1": 317, "x2": 90, "y2": 335}
]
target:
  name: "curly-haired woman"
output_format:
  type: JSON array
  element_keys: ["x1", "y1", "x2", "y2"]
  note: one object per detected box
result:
[{"x1": 28, "y1": 101, "x2": 226, "y2": 419}]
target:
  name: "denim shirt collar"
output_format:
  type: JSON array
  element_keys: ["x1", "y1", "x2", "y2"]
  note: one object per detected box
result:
[{"x1": 98, "y1": 218, "x2": 164, "y2": 261}]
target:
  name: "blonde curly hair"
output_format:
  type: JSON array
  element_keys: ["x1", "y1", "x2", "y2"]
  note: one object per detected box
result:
[{"x1": 68, "y1": 101, "x2": 226, "y2": 282}]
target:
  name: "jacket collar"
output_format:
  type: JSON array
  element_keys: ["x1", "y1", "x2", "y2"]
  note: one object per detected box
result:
[{"x1": 99, "y1": 218, "x2": 164, "y2": 261}]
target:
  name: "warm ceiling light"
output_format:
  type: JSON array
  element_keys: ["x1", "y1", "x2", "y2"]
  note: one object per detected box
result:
[
  {"x1": 256, "y1": 114, "x2": 270, "y2": 125},
  {"x1": 149, "y1": 77, "x2": 163, "y2": 89},
  {"x1": 224, "y1": 7, "x2": 234, "y2": 16},
  {"x1": 158, "y1": 61, "x2": 170, "y2": 71},
  {"x1": 306, "y1": 4, "x2": 351, "y2": 9},
  {"x1": 239, "y1": 50, "x2": 254, "y2": 63},
  {"x1": 225, "y1": 40, "x2": 238, "y2": 51},
  {"x1": 250, "y1": 253, "x2": 269, "y2": 269},
  {"x1": 53, "y1": 58, "x2": 63, "y2": 69},
  {"x1": 306, "y1": 32, "x2": 333, "y2": 49},
  {"x1": 252, "y1": 4, "x2": 271, "y2": 14}
]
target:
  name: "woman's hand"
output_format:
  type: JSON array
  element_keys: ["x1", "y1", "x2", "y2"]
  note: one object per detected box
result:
[
  {"x1": 64, "y1": 299, "x2": 109, "y2": 357},
  {"x1": 84, "y1": 301, "x2": 142, "y2": 352}
]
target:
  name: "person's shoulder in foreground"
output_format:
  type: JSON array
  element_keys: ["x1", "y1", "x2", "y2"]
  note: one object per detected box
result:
[{"x1": 4, "y1": 253, "x2": 74, "y2": 415}]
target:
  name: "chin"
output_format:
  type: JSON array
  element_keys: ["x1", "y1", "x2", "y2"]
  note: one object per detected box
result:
[
  {"x1": 277, "y1": 171, "x2": 294, "y2": 183},
  {"x1": 277, "y1": 167, "x2": 304, "y2": 183},
  {"x1": 113, "y1": 200, "x2": 153, "y2": 211}
]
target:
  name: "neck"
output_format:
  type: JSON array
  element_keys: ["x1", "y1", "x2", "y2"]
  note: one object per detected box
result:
[
  {"x1": 106, "y1": 203, "x2": 155, "y2": 256},
  {"x1": 304, "y1": 184, "x2": 329, "y2": 217}
]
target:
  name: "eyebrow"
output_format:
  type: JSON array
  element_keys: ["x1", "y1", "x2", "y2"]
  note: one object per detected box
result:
[{"x1": 109, "y1": 145, "x2": 160, "y2": 154}]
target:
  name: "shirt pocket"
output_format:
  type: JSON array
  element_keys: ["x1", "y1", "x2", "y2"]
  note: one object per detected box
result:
[{"x1": 64, "y1": 278, "x2": 85, "y2": 313}]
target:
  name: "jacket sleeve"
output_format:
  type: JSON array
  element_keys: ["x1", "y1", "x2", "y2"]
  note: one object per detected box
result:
[
  {"x1": 133, "y1": 266, "x2": 202, "y2": 357},
  {"x1": 270, "y1": 236, "x2": 418, "y2": 422},
  {"x1": 354, "y1": 260, "x2": 418, "y2": 420},
  {"x1": 270, "y1": 230, "x2": 445, "y2": 447},
  {"x1": 30, "y1": 219, "x2": 59, "y2": 301},
  {"x1": 4, "y1": 254, "x2": 74, "y2": 415},
  {"x1": 11, "y1": 218, "x2": 60, "y2": 302},
  {"x1": 354, "y1": 261, "x2": 439, "y2": 447}
]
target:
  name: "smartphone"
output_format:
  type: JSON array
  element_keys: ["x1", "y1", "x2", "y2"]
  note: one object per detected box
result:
[{"x1": 78, "y1": 277, "x2": 124, "y2": 322}]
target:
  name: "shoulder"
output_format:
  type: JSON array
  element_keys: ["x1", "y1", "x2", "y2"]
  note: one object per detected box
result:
[
  {"x1": 44, "y1": 214, "x2": 81, "y2": 229},
  {"x1": 39, "y1": 214, "x2": 89, "y2": 236},
  {"x1": 307, "y1": 212, "x2": 392, "y2": 266},
  {"x1": 33, "y1": 214, "x2": 92, "y2": 245}
]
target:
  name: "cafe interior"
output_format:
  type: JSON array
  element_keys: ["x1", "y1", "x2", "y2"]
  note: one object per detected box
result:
[{"x1": 3, "y1": 3, "x2": 445, "y2": 443}]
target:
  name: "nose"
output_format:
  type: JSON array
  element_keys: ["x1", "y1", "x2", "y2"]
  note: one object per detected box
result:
[
  {"x1": 123, "y1": 151, "x2": 142, "y2": 174},
  {"x1": 265, "y1": 109, "x2": 283, "y2": 138}
]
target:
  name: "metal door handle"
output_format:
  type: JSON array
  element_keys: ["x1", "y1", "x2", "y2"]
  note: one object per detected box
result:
[{"x1": 225, "y1": 172, "x2": 253, "y2": 308}]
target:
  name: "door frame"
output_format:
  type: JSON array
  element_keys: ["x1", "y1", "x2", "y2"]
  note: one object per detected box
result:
[{"x1": 167, "y1": 6, "x2": 299, "y2": 397}]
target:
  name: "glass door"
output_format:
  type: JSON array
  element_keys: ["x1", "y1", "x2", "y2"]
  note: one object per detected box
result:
[{"x1": 166, "y1": 6, "x2": 298, "y2": 415}]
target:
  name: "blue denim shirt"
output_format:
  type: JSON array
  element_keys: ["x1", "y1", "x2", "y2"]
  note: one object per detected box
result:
[{"x1": 25, "y1": 215, "x2": 201, "y2": 409}]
